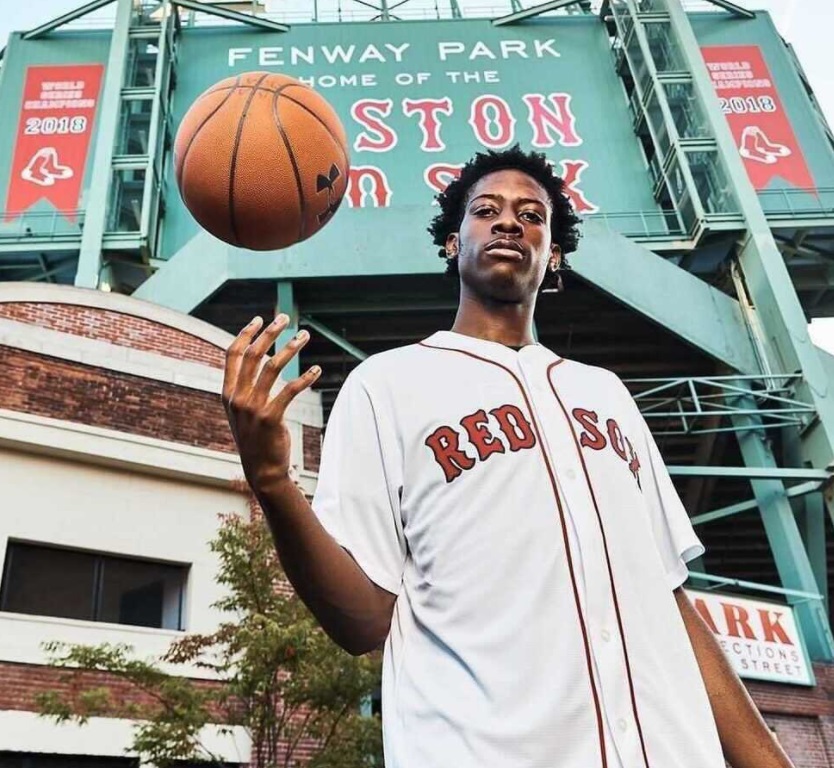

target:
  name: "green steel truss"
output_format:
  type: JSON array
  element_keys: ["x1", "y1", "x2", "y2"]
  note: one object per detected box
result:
[{"x1": 632, "y1": 374, "x2": 816, "y2": 435}]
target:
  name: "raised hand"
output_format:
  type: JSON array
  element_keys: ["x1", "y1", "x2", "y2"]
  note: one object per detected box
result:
[{"x1": 222, "y1": 314, "x2": 321, "y2": 496}]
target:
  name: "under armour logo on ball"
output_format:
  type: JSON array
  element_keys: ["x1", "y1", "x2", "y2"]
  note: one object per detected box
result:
[{"x1": 316, "y1": 164, "x2": 342, "y2": 224}]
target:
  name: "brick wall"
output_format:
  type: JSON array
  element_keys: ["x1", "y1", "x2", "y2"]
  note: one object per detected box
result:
[
  {"x1": 0, "y1": 346, "x2": 235, "y2": 453},
  {"x1": 0, "y1": 661, "x2": 229, "y2": 722},
  {"x1": 0, "y1": 303, "x2": 224, "y2": 369},
  {"x1": 302, "y1": 425, "x2": 321, "y2": 473},
  {"x1": 766, "y1": 714, "x2": 833, "y2": 768},
  {"x1": 746, "y1": 664, "x2": 834, "y2": 767}
]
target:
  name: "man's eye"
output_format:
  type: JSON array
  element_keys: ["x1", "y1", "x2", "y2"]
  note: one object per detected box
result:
[
  {"x1": 522, "y1": 211, "x2": 543, "y2": 223},
  {"x1": 474, "y1": 207, "x2": 496, "y2": 217}
]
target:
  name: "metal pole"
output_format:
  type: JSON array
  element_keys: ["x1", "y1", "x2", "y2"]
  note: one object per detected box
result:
[{"x1": 75, "y1": 0, "x2": 133, "y2": 289}]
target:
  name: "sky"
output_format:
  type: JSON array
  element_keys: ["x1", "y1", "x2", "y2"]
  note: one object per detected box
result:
[{"x1": 1, "y1": 0, "x2": 832, "y2": 350}]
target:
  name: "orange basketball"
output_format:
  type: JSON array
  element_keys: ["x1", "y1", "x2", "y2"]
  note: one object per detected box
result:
[{"x1": 174, "y1": 72, "x2": 350, "y2": 251}]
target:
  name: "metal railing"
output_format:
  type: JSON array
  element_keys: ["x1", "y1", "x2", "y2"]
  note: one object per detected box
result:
[
  {"x1": 0, "y1": 210, "x2": 85, "y2": 240},
  {"x1": 585, "y1": 209, "x2": 686, "y2": 239},
  {"x1": 36, "y1": 0, "x2": 752, "y2": 31},
  {"x1": 758, "y1": 187, "x2": 834, "y2": 219},
  {"x1": 626, "y1": 373, "x2": 814, "y2": 435}
]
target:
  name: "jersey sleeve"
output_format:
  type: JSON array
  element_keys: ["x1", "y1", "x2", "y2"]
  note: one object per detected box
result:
[
  {"x1": 311, "y1": 369, "x2": 407, "y2": 595},
  {"x1": 638, "y1": 414, "x2": 705, "y2": 591}
]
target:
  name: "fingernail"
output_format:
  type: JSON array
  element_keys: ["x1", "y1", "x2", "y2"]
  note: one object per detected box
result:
[
  {"x1": 249, "y1": 315, "x2": 262, "y2": 326},
  {"x1": 295, "y1": 329, "x2": 309, "y2": 342},
  {"x1": 273, "y1": 313, "x2": 289, "y2": 326},
  {"x1": 309, "y1": 365, "x2": 321, "y2": 375}
]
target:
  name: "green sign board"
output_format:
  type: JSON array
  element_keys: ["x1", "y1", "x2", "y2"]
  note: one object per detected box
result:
[{"x1": 162, "y1": 17, "x2": 658, "y2": 269}]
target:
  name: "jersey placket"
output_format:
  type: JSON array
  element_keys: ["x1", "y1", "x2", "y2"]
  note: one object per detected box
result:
[{"x1": 518, "y1": 349, "x2": 647, "y2": 768}]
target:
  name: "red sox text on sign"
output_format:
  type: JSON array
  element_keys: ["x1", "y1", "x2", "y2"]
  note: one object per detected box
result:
[{"x1": 343, "y1": 94, "x2": 597, "y2": 213}]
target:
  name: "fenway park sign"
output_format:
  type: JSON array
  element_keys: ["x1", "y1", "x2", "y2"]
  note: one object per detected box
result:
[
  {"x1": 226, "y1": 37, "x2": 597, "y2": 213},
  {"x1": 164, "y1": 17, "x2": 662, "y2": 224}
]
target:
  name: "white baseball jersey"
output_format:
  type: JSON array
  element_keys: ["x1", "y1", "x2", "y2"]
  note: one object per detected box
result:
[{"x1": 312, "y1": 330, "x2": 725, "y2": 768}]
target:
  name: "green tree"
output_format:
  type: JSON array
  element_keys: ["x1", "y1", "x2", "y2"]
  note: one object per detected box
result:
[{"x1": 37, "y1": 490, "x2": 383, "y2": 768}]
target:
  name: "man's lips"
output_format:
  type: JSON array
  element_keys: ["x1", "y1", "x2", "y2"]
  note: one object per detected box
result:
[{"x1": 485, "y1": 239, "x2": 525, "y2": 258}]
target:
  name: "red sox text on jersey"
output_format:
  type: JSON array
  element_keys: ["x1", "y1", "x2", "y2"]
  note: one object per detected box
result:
[{"x1": 424, "y1": 403, "x2": 642, "y2": 487}]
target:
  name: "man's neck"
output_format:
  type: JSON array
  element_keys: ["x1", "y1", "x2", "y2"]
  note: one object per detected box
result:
[{"x1": 450, "y1": 292, "x2": 537, "y2": 348}]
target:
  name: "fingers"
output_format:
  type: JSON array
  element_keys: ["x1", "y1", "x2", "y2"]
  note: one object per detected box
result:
[
  {"x1": 236, "y1": 314, "x2": 291, "y2": 394},
  {"x1": 269, "y1": 364, "x2": 322, "y2": 416},
  {"x1": 223, "y1": 315, "x2": 263, "y2": 409},
  {"x1": 251, "y1": 327, "x2": 311, "y2": 405}
]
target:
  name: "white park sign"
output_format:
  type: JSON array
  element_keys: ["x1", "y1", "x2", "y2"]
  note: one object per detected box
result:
[{"x1": 685, "y1": 589, "x2": 814, "y2": 686}]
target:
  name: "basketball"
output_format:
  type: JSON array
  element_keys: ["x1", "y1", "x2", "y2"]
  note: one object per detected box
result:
[{"x1": 174, "y1": 72, "x2": 350, "y2": 251}]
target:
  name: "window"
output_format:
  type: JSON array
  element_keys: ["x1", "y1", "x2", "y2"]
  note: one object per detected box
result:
[
  {"x1": 0, "y1": 754, "x2": 136, "y2": 768},
  {"x1": 0, "y1": 756, "x2": 240, "y2": 768},
  {"x1": 0, "y1": 542, "x2": 187, "y2": 630}
]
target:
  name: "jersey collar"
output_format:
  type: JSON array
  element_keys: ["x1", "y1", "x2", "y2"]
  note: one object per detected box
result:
[{"x1": 421, "y1": 331, "x2": 561, "y2": 367}]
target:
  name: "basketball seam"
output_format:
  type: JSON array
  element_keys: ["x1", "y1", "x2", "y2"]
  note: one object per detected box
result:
[
  {"x1": 277, "y1": 89, "x2": 350, "y2": 171},
  {"x1": 271, "y1": 88, "x2": 307, "y2": 244},
  {"x1": 178, "y1": 75, "x2": 241, "y2": 192},
  {"x1": 228, "y1": 72, "x2": 271, "y2": 248},
  {"x1": 198, "y1": 84, "x2": 349, "y2": 169}
]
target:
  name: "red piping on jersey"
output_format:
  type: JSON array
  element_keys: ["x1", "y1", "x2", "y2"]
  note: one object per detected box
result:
[
  {"x1": 547, "y1": 361, "x2": 652, "y2": 768},
  {"x1": 419, "y1": 341, "x2": 607, "y2": 768}
]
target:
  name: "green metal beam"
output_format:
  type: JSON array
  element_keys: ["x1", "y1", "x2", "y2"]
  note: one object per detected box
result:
[
  {"x1": 75, "y1": 0, "x2": 133, "y2": 289},
  {"x1": 139, "y1": 2, "x2": 173, "y2": 247},
  {"x1": 691, "y1": 481, "x2": 822, "y2": 526},
  {"x1": 22, "y1": 0, "x2": 117, "y2": 40},
  {"x1": 172, "y1": 0, "x2": 289, "y2": 32},
  {"x1": 303, "y1": 299, "x2": 458, "y2": 315},
  {"x1": 300, "y1": 315, "x2": 368, "y2": 362},
  {"x1": 572, "y1": 220, "x2": 760, "y2": 374},
  {"x1": 277, "y1": 282, "x2": 300, "y2": 380},
  {"x1": 701, "y1": 0, "x2": 755, "y2": 20},
  {"x1": 492, "y1": 0, "x2": 583, "y2": 26},
  {"x1": 668, "y1": 466, "x2": 830, "y2": 481},
  {"x1": 798, "y1": 492, "x2": 829, "y2": 616},
  {"x1": 686, "y1": 572, "x2": 822, "y2": 603},
  {"x1": 728, "y1": 387, "x2": 834, "y2": 660}
]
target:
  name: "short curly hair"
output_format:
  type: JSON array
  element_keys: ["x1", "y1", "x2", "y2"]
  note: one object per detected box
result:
[{"x1": 428, "y1": 145, "x2": 581, "y2": 291}]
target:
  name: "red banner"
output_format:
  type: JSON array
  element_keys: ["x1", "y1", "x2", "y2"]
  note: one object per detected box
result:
[
  {"x1": 701, "y1": 45, "x2": 814, "y2": 192},
  {"x1": 4, "y1": 64, "x2": 104, "y2": 221}
]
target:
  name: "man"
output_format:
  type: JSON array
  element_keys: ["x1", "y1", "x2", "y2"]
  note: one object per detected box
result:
[{"x1": 223, "y1": 146, "x2": 796, "y2": 768}]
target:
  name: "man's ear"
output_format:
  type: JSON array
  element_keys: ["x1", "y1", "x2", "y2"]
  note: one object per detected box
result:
[
  {"x1": 549, "y1": 244, "x2": 562, "y2": 271},
  {"x1": 446, "y1": 233, "x2": 460, "y2": 259}
]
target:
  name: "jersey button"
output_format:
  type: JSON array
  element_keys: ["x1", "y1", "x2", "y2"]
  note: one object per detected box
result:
[
  {"x1": 617, "y1": 718, "x2": 628, "y2": 732},
  {"x1": 601, "y1": 629, "x2": 611, "y2": 642},
  {"x1": 566, "y1": 468, "x2": 577, "y2": 480}
]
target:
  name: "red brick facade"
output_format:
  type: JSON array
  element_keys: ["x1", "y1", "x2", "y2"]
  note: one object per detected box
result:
[
  {"x1": 302, "y1": 424, "x2": 322, "y2": 473},
  {"x1": 0, "y1": 661, "x2": 227, "y2": 721},
  {"x1": 747, "y1": 665, "x2": 834, "y2": 766},
  {"x1": 0, "y1": 345, "x2": 236, "y2": 453},
  {"x1": 0, "y1": 302, "x2": 224, "y2": 368}
]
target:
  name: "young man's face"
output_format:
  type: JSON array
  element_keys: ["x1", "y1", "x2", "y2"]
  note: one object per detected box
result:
[{"x1": 447, "y1": 169, "x2": 561, "y2": 305}]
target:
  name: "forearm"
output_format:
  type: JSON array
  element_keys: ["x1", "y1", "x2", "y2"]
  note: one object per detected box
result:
[
  {"x1": 256, "y1": 477, "x2": 396, "y2": 655},
  {"x1": 674, "y1": 588, "x2": 794, "y2": 768}
]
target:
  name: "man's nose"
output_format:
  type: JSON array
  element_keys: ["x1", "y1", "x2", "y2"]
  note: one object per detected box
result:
[{"x1": 491, "y1": 211, "x2": 522, "y2": 233}]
